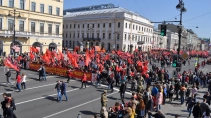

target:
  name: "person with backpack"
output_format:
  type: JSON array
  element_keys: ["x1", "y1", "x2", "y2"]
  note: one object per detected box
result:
[{"x1": 5, "y1": 68, "x2": 13, "y2": 87}]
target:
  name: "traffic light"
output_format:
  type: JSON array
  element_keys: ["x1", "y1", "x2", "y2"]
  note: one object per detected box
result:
[
  {"x1": 160, "y1": 25, "x2": 167, "y2": 36},
  {"x1": 172, "y1": 55, "x2": 178, "y2": 67}
]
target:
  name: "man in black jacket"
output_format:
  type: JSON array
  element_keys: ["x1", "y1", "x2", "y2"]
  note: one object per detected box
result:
[
  {"x1": 54, "y1": 80, "x2": 61, "y2": 102},
  {"x1": 120, "y1": 82, "x2": 126, "y2": 99},
  {"x1": 5, "y1": 68, "x2": 13, "y2": 87}
]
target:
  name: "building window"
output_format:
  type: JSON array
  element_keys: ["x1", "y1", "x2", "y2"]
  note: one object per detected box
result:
[
  {"x1": 65, "y1": 33, "x2": 67, "y2": 38},
  {"x1": 48, "y1": 24, "x2": 52, "y2": 35},
  {"x1": 103, "y1": 33, "x2": 105, "y2": 39},
  {"x1": 92, "y1": 33, "x2": 94, "y2": 38},
  {"x1": 0, "y1": 18, "x2": 2, "y2": 30},
  {"x1": 73, "y1": 33, "x2": 75, "y2": 38},
  {"x1": 40, "y1": 23, "x2": 44, "y2": 34},
  {"x1": 87, "y1": 33, "x2": 89, "y2": 38},
  {"x1": 65, "y1": 40, "x2": 67, "y2": 47},
  {"x1": 74, "y1": 24, "x2": 76, "y2": 28},
  {"x1": 78, "y1": 33, "x2": 79, "y2": 38},
  {"x1": 97, "y1": 33, "x2": 99, "y2": 38},
  {"x1": 103, "y1": 23, "x2": 105, "y2": 28},
  {"x1": 142, "y1": 27, "x2": 143, "y2": 31},
  {"x1": 0, "y1": 0, "x2": 2, "y2": 6},
  {"x1": 98, "y1": 24, "x2": 100, "y2": 28},
  {"x1": 31, "y1": 2, "x2": 36, "y2": 12},
  {"x1": 8, "y1": 0, "x2": 14, "y2": 8},
  {"x1": 124, "y1": 34, "x2": 127, "y2": 40},
  {"x1": 118, "y1": 22, "x2": 120, "y2": 28},
  {"x1": 135, "y1": 36, "x2": 137, "y2": 41},
  {"x1": 56, "y1": 25, "x2": 59, "y2": 36},
  {"x1": 117, "y1": 34, "x2": 120, "y2": 40},
  {"x1": 40, "y1": 4, "x2": 44, "y2": 13},
  {"x1": 70, "y1": 24, "x2": 72, "y2": 29},
  {"x1": 56, "y1": 7, "x2": 60, "y2": 16},
  {"x1": 139, "y1": 26, "x2": 140, "y2": 31},
  {"x1": 31, "y1": 22, "x2": 35, "y2": 34},
  {"x1": 92, "y1": 24, "x2": 94, "y2": 28},
  {"x1": 48, "y1": 6, "x2": 52, "y2": 15},
  {"x1": 20, "y1": 0, "x2": 25, "y2": 10},
  {"x1": 78, "y1": 24, "x2": 80, "y2": 28},
  {"x1": 66, "y1": 25, "x2": 68, "y2": 29},
  {"x1": 138, "y1": 36, "x2": 140, "y2": 41},
  {"x1": 69, "y1": 41, "x2": 71, "y2": 48},
  {"x1": 128, "y1": 35, "x2": 130, "y2": 41},
  {"x1": 69, "y1": 33, "x2": 71, "y2": 38},
  {"x1": 108, "y1": 33, "x2": 111, "y2": 39},
  {"x1": 82, "y1": 33, "x2": 84, "y2": 38},
  {"x1": 109, "y1": 23, "x2": 111, "y2": 28},
  {"x1": 136, "y1": 25, "x2": 138, "y2": 30},
  {"x1": 8, "y1": 19, "x2": 14, "y2": 31},
  {"x1": 82, "y1": 24, "x2": 84, "y2": 28},
  {"x1": 125, "y1": 23, "x2": 127, "y2": 28}
]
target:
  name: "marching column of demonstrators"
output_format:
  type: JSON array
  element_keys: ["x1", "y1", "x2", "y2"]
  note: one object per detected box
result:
[{"x1": 1, "y1": 47, "x2": 211, "y2": 118}]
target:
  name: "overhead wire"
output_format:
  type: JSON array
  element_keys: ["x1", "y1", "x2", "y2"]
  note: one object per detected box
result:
[
  {"x1": 133, "y1": 0, "x2": 147, "y2": 17},
  {"x1": 183, "y1": 11, "x2": 211, "y2": 23}
]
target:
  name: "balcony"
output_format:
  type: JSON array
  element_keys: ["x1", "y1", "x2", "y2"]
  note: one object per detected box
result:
[
  {"x1": 83, "y1": 37, "x2": 101, "y2": 41},
  {"x1": 0, "y1": 30, "x2": 62, "y2": 38}
]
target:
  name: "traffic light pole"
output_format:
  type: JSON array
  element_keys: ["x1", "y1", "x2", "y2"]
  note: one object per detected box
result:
[{"x1": 177, "y1": 8, "x2": 183, "y2": 55}]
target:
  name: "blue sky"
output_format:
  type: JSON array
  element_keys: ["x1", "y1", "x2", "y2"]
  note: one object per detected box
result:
[{"x1": 64, "y1": 0, "x2": 211, "y2": 39}]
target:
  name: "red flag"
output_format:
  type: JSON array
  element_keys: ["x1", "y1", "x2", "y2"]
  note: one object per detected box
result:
[
  {"x1": 4, "y1": 59, "x2": 19, "y2": 71},
  {"x1": 52, "y1": 51, "x2": 59, "y2": 60},
  {"x1": 58, "y1": 49, "x2": 64, "y2": 60},
  {"x1": 85, "y1": 50, "x2": 91, "y2": 66},
  {"x1": 29, "y1": 52, "x2": 35, "y2": 60}
]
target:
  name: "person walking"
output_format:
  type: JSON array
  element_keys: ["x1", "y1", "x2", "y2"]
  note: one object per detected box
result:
[
  {"x1": 42, "y1": 65, "x2": 47, "y2": 81},
  {"x1": 179, "y1": 85, "x2": 186, "y2": 105},
  {"x1": 5, "y1": 68, "x2": 13, "y2": 87},
  {"x1": 81, "y1": 72, "x2": 87, "y2": 89},
  {"x1": 16, "y1": 73, "x2": 21, "y2": 92},
  {"x1": 4, "y1": 103, "x2": 16, "y2": 118},
  {"x1": 156, "y1": 89, "x2": 163, "y2": 111},
  {"x1": 21, "y1": 73, "x2": 26, "y2": 90},
  {"x1": 101, "y1": 90, "x2": 108, "y2": 108},
  {"x1": 54, "y1": 80, "x2": 61, "y2": 102},
  {"x1": 61, "y1": 81, "x2": 68, "y2": 101},
  {"x1": 37, "y1": 65, "x2": 43, "y2": 81},
  {"x1": 120, "y1": 82, "x2": 126, "y2": 99},
  {"x1": 192, "y1": 102, "x2": 202, "y2": 118}
]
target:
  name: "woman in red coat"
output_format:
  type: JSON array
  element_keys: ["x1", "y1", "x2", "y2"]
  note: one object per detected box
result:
[{"x1": 16, "y1": 73, "x2": 21, "y2": 92}]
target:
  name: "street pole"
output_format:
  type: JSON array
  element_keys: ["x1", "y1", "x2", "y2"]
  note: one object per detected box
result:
[
  {"x1": 177, "y1": 9, "x2": 182, "y2": 55},
  {"x1": 13, "y1": 9, "x2": 16, "y2": 57}
]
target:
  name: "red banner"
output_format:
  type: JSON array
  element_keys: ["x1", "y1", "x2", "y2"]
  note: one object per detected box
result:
[{"x1": 28, "y1": 63, "x2": 92, "y2": 81}]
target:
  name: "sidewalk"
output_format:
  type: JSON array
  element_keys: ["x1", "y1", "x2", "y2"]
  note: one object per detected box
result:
[{"x1": 159, "y1": 86, "x2": 207, "y2": 118}]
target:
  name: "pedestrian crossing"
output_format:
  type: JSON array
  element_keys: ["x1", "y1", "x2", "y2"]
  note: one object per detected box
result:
[{"x1": 198, "y1": 67, "x2": 211, "y2": 73}]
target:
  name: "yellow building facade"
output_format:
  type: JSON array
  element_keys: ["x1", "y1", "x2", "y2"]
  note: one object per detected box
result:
[{"x1": 0, "y1": 0, "x2": 63, "y2": 56}]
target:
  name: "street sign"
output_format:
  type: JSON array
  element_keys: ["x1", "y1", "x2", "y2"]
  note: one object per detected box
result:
[{"x1": 181, "y1": 51, "x2": 189, "y2": 60}]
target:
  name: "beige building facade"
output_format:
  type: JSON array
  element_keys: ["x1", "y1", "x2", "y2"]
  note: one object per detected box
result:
[{"x1": 0, "y1": 0, "x2": 63, "y2": 56}]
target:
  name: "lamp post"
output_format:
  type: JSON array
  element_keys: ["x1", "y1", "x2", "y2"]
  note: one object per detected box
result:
[
  {"x1": 113, "y1": 31, "x2": 119, "y2": 50},
  {"x1": 8, "y1": 9, "x2": 21, "y2": 57},
  {"x1": 176, "y1": 0, "x2": 187, "y2": 55}
]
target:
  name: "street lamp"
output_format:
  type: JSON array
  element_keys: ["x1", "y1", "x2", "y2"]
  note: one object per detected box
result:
[
  {"x1": 8, "y1": 9, "x2": 21, "y2": 57},
  {"x1": 113, "y1": 31, "x2": 119, "y2": 50},
  {"x1": 176, "y1": 0, "x2": 186, "y2": 55}
]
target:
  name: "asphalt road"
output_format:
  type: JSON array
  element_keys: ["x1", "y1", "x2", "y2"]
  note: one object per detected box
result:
[{"x1": 0, "y1": 57, "x2": 209, "y2": 118}]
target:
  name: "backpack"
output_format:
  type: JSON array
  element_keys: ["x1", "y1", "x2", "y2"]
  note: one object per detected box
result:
[
  {"x1": 8, "y1": 71, "x2": 11, "y2": 77},
  {"x1": 170, "y1": 89, "x2": 174, "y2": 94}
]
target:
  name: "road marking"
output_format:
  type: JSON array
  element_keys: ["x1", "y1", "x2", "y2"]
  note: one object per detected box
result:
[
  {"x1": 43, "y1": 91, "x2": 118, "y2": 118},
  {"x1": 0, "y1": 80, "x2": 76, "y2": 95},
  {"x1": 16, "y1": 86, "x2": 89, "y2": 105}
]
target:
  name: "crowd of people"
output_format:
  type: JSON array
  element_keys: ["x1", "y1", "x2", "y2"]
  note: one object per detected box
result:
[{"x1": 1, "y1": 48, "x2": 211, "y2": 118}]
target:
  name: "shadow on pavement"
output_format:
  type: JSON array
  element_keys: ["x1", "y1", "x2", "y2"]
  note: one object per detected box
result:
[
  {"x1": 28, "y1": 77, "x2": 40, "y2": 81},
  {"x1": 43, "y1": 95, "x2": 56, "y2": 101},
  {"x1": 80, "y1": 110, "x2": 98, "y2": 116},
  {"x1": 4, "y1": 88, "x2": 13, "y2": 91}
]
